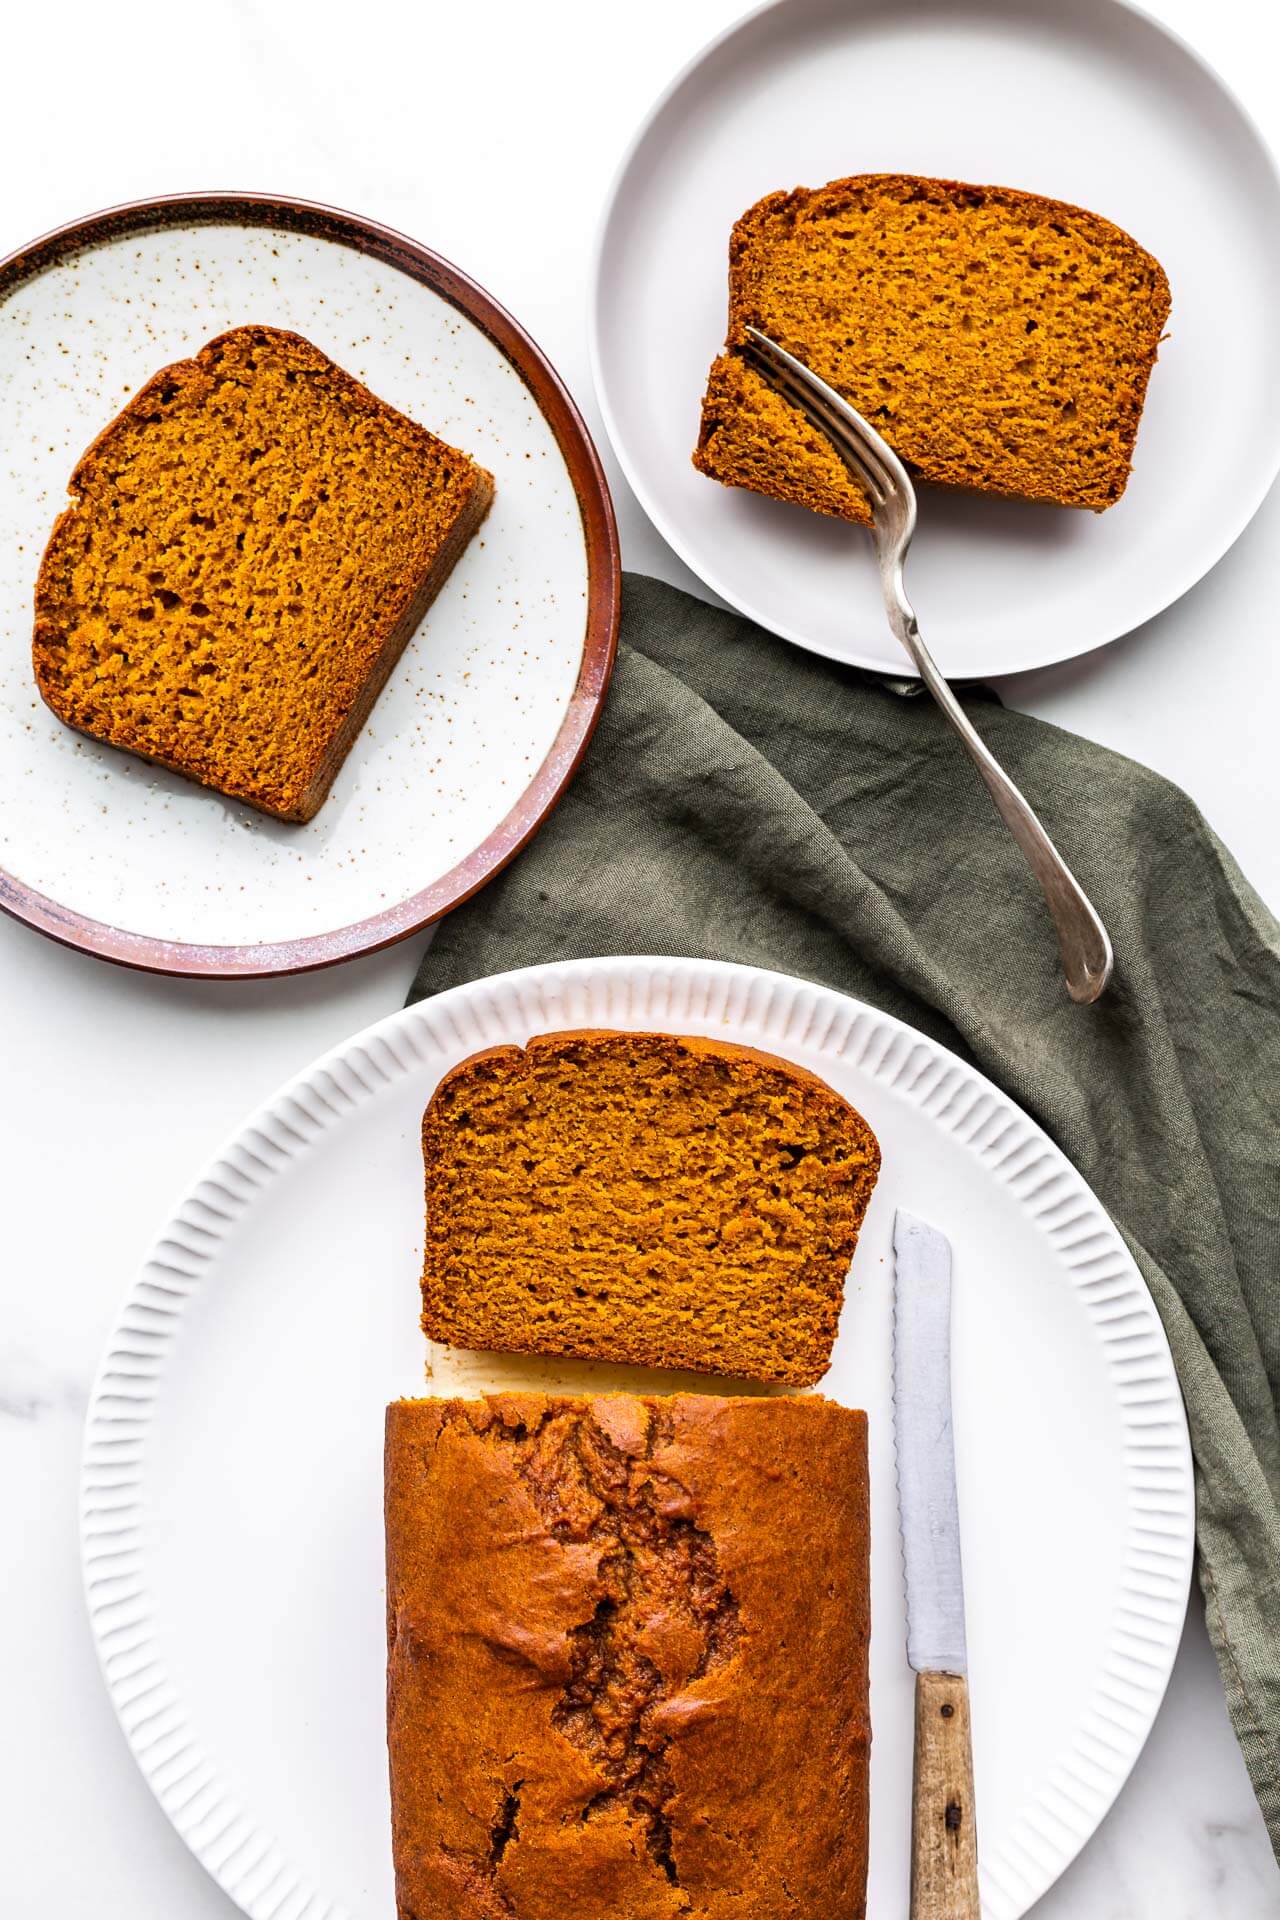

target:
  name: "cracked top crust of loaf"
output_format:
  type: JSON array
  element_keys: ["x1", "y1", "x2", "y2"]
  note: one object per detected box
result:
[
  {"x1": 33, "y1": 324, "x2": 494, "y2": 821},
  {"x1": 384, "y1": 1392, "x2": 871, "y2": 1920},
  {"x1": 694, "y1": 173, "x2": 1171, "y2": 524}
]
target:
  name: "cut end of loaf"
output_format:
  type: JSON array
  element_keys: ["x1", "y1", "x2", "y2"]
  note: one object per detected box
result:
[
  {"x1": 693, "y1": 172, "x2": 1171, "y2": 521},
  {"x1": 419, "y1": 1029, "x2": 881, "y2": 1386},
  {"x1": 32, "y1": 324, "x2": 493, "y2": 821}
]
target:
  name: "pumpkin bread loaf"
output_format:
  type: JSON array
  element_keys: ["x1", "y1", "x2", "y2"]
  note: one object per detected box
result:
[
  {"x1": 33, "y1": 325, "x2": 493, "y2": 821},
  {"x1": 420, "y1": 1029, "x2": 880, "y2": 1386},
  {"x1": 694, "y1": 173, "x2": 1171, "y2": 524},
  {"x1": 385, "y1": 1391, "x2": 871, "y2": 1920}
]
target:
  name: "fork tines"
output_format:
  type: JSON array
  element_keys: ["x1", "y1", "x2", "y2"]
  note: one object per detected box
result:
[{"x1": 742, "y1": 325, "x2": 901, "y2": 509}]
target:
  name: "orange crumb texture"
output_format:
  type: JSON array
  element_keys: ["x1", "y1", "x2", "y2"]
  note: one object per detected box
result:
[
  {"x1": 420, "y1": 1029, "x2": 881, "y2": 1387},
  {"x1": 32, "y1": 325, "x2": 494, "y2": 821},
  {"x1": 693, "y1": 173, "x2": 1172, "y2": 524}
]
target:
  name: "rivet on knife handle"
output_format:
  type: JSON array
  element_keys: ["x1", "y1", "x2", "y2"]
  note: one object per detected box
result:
[{"x1": 911, "y1": 1669, "x2": 980, "y2": 1919}]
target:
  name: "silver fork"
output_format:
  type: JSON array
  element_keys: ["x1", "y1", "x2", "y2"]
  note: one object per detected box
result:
[{"x1": 744, "y1": 326, "x2": 1113, "y2": 1005}]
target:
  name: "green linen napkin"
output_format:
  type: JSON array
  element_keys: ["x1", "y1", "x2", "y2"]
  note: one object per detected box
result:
[{"x1": 408, "y1": 571, "x2": 1280, "y2": 1856}]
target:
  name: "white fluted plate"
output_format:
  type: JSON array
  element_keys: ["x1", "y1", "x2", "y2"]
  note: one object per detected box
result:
[{"x1": 81, "y1": 957, "x2": 1193, "y2": 1919}]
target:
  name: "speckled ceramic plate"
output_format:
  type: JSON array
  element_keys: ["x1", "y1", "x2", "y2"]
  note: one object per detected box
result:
[
  {"x1": 0, "y1": 194, "x2": 618, "y2": 975},
  {"x1": 81, "y1": 958, "x2": 1193, "y2": 1920}
]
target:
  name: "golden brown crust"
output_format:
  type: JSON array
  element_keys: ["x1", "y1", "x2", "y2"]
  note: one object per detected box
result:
[
  {"x1": 385, "y1": 1392, "x2": 870, "y2": 1920},
  {"x1": 33, "y1": 325, "x2": 494, "y2": 821},
  {"x1": 420, "y1": 1029, "x2": 881, "y2": 1387},
  {"x1": 694, "y1": 172, "x2": 1171, "y2": 520}
]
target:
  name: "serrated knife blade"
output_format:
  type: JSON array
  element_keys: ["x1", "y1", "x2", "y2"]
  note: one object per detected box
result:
[{"x1": 893, "y1": 1207, "x2": 967, "y2": 1676}]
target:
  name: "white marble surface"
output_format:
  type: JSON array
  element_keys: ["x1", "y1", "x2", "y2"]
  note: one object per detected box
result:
[{"x1": 1, "y1": 0, "x2": 1278, "y2": 1914}]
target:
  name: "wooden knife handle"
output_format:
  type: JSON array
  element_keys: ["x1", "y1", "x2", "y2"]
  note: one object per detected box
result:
[{"x1": 910, "y1": 1669, "x2": 980, "y2": 1919}]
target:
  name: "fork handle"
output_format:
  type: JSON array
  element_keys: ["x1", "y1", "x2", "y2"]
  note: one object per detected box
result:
[{"x1": 896, "y1": 614, "x2": 1113, "y2": 1003}]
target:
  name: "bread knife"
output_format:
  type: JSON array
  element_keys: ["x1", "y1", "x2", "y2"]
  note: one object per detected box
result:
[{"x1": 893, "y1": 1208, "x2": 980, "y2": 1919}]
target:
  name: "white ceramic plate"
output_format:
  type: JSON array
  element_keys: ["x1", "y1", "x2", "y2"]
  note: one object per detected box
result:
[
  {"x1": 81, "y1": 956, "x2": 1193, "y2": 1920},
  {"x1": 591, "y1": 0, "x2": 1280, "y2": 677},
  {"x1": 0, "y1": 195, "x2": 617, "y2": 974}
]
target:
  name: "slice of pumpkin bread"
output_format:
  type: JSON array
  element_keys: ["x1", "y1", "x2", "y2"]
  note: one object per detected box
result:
[
  {"x1": 420, "y1": 1029, "x2": 881, "y2": 1387},
  {"x1": 694, "y1": 174, "x2": 1171, "y2": 524},
  {"x1": 33, "y1": 325, "x2": 493, "y2": 821}
]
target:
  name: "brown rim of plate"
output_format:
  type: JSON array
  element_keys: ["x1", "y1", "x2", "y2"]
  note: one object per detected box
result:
[{"x1": 0, "y1": 191, "x2": 621, "y2": 978}]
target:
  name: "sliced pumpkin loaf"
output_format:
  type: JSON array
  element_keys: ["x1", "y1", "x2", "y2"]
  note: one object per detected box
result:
[
  {"x1": 420, "y1": 1029, "x2": 881, "y2": 1387},
  {"x1": 385, "y1": 1392, "x2": 871, "y2": 1919},
  {"x1": 33, "y1": 325, "x2": 493, "y2": 821},
  {"x1": 694, "y1": 173, "x2": 1171, "y2": 524}
]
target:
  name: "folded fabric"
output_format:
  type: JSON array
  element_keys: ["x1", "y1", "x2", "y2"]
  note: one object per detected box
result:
[{"x1": 408, "y1": 570, "x2": 1280, "y2": 1860}]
